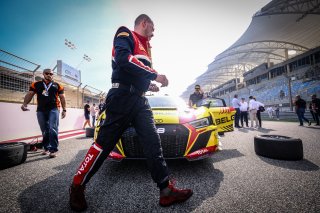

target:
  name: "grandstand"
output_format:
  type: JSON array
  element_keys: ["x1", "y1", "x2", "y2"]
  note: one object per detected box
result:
[
  {"x1": 182, "y1": 0, "x2": 320, "y2": 110},
  {"x1": 210, "y1": 47, "x2": 320, "y2": 109}
]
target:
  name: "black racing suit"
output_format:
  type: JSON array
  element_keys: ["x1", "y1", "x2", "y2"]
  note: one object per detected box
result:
[{"x1": 73, "y1": 26, "x2": 169, "y2": 190}]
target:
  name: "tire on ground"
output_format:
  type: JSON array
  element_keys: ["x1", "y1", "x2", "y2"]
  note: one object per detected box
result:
[
  {"x1": 0, "y1": 142, "x2": 28, "y2": 169},
  {"x1": 254, "y1": 135, "x2": 303, "y2": 161},
  {"x1": 86, "y1": 127, "x2": 95, "y2": 137}
]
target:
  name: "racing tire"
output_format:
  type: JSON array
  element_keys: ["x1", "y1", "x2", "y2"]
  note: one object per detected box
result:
[
  {"x1": 85, "y1": 127, "x2": 95, "y2": 137},
  {"x1": 0, "y1": 142, "x2": 28, "y2": 169},
  {"x1": 254, "y1": 135, "x2": 303, "y2": 161}
]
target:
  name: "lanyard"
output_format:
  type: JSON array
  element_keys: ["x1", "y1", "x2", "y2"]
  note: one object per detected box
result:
[{"x1": 43, "y1": 82, "x2": 52, "y2": 94}]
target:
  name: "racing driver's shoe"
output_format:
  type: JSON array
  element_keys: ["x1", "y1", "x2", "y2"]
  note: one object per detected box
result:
[
  {"x1": 69, "y1": 184, "x2": 88, "y2": 212},
  {"x1": 159, "y1": 181, "x2": 193, "y2": 207}
]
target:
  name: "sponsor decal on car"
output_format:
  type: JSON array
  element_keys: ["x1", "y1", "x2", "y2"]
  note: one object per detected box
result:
[
  {"x1": 215, "y1": 114, "x2": 235, "y2": 125},
  {"x1": 156, "y1": 128, "x2": 165, "y2": 134}
]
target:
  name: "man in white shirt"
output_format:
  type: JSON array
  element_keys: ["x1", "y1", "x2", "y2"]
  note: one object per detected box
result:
[
  {"x1": 266, "y1": 106, "x2": 274, "y2": 119},
  {"x1": 90, "y1": 103, "x2": 97, "y2": 127},
  {"x1": 239, "y1": 98, "x2": 249, "y2": 127},
  {"x1": 231, "y1": 94, "x2": 242, "y2": 128},
  {"x1": 248, "y1": 96, "x2": 259, "y2": 128}
]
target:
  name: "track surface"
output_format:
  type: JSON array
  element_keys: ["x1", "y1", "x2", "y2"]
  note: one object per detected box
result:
[{"x1": 0, "y1": 121, "x2": 319, "y2": 213}]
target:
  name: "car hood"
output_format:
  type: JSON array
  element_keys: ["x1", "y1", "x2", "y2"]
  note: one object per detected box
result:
[{"x1": 152, "y1": 107, "x2": 209, "y2": 124}]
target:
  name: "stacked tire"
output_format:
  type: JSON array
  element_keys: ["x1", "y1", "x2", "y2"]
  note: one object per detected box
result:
[
  {"x1": 86, "y1": 127, "x2": 95, "y2": 137},
  {"x1": 254, "y1": 135, "x2": 303, "y2": 161},
  {"x1": 0, "y1": 142, "x2": 28, "y2": 169}
]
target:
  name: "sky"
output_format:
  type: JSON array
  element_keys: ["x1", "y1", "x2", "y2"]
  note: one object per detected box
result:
[{"x1": 0, "y1": 0, "x2": 271, "y2": 96}]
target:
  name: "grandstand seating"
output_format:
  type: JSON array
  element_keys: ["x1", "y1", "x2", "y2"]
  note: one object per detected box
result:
[{"x1": 210, "y1": 47, "x2": 320, "y2": 109}]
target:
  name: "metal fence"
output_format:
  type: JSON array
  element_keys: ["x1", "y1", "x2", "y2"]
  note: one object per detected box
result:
[{"x1": 0, "y1": 49, "x2": 105, "y2": 108}]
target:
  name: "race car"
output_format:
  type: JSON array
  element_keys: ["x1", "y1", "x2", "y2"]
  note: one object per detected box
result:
[
  {"x1": 195, "y1": 97, "x2": 236, "y2": 134},
  {"x1": 94, "y1": 96, "x2": 220, "y2": 161}
]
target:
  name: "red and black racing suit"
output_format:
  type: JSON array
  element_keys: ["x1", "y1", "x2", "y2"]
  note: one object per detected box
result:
[{"x1": 73, "y1": 26, "x2": 170, "y2": 189}]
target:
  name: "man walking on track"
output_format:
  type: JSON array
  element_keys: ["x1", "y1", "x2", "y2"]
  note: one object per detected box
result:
[
  {"x1": 21, "y1": 68, "x2": 66, "y2": 158},
  {"x1": 69, "y1": 14, "x2": 193, "y2": 211}
]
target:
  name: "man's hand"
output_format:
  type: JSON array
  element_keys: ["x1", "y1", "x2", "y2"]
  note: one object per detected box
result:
[
  {"x1": 148, "y1": 83, "x2": 159, "y2": 92},
  {"x1": 21, "y1": 104, "x2": 30, "y2": 111},
  {"x1": 155, "y1": 74, "x2": 169, "y2": 87},
  {"x1": 61, "y1": 111, "x2": 66, "y2": 119}
]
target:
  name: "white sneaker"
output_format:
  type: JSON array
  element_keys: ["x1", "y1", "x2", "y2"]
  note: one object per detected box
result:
[
  {"x1": 49, "y1": 152, "x2": 57, "y2": 158},
  {"x1": 42, "y1": 150, "x2": 49, "y2": 155}
]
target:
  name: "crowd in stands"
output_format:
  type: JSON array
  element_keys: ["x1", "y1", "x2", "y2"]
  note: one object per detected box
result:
[{"x1": 209, "y1": 47, "x2": 320, "y2": 111}]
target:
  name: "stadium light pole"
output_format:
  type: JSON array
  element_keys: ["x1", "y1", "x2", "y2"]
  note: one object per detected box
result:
[
  {"x1": 64, "y1": 38, "x2": 92, "y2": 69},
  {"x1": 284, "y1": 74, "x2": 294, "y2": 112},
  {"x1": 64, "y1": 39, "x2": 76, "y2": 50},
  {"x1": 76, "y1": 54, "x2": 92, "y2": 69}
]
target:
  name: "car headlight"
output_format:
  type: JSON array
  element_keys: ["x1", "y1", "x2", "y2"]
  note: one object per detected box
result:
[{"x1": 188, "y1": 117, "x2": 211, "y2": 129}]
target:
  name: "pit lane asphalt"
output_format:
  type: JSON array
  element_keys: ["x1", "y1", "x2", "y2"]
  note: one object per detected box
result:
[{"x1": 0, "y1": 121, "x2": 319, "y2": 213}]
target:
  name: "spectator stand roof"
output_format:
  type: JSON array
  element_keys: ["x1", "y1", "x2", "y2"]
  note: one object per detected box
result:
[{"x1": 182, "y1": 0, "x2": 320, "y2": 99}]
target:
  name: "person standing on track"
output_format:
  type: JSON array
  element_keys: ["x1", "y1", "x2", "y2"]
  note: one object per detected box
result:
[
  {"x1": 239, "y1": 97, "x2": 249, "y2": 127},
  {"x1": 311, "y1": 94, "x2": 320, "y2": 125},
  {"x1": 232, "y1": 94, "x2": 242, "y2": 128},
  {"x1": 188, "y1": 85, "x2": 204, "y2": 107},
  {"x1": 69, "y1": 14, "x2": 193, "y2": 212},
  {"x1": 294, "y1": 95, "x2": 311, "y2": 126},
  {"x1": 21, "y1": 68, "x2": 66, "y2": 158},
  {"x1": 82, "y1": 101, "x2": 91, "y2": 129}
]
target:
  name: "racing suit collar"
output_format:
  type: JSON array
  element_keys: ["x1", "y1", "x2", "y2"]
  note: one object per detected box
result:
[{"x1": 132, "y1": 31, "x2": 150, "y2": 49}]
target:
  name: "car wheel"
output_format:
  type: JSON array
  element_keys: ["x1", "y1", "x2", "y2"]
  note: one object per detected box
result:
[
  {"x1": 254, "y1": 135, "x2": 303, "y2": 161},
  {"x1": 86, "y1": 127, "x2": 95, "y2": 137},
  {"x1": 0, "y1": 142, "x2": 28, "y2": 169}
]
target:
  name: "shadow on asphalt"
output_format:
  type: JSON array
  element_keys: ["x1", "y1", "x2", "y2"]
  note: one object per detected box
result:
[
  {"x1": 237, "y1": 127, "x2": 275, "y2": 133},
  {"x1": 18, "y1": 150, "x2": 224, "y2": 213},
  {"x1": 18, "y1": 149, "x2": 88, "y2": 213},
  {"x1": 211, "y1": 149, "x2": 245, "y2": 163},
  {"x1": 258, "y1": 156, "x2": 319, "y2": 171},
  {"x1": 76, "y1": 136, "x2": 93, "y2": 140},
  {"x1": 255, "y1": 128, "x2": 276, "y2": 133}
]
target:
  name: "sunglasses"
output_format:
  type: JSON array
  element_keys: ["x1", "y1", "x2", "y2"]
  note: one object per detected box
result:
[
  {"x1": 44, "y1": 73, "x2": 54, "y2": 76},
  {"x1": 195, "y1": 88, "x2": 200, "y2": 90}
]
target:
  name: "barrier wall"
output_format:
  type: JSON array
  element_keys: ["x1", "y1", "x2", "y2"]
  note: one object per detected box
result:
[{"x1": 0, "y1": 102, "x2": 85, "y2": 141}]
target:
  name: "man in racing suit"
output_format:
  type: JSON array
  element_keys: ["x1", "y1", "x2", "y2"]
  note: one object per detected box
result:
[{"x1": 69, "y1": 14, "x2": 193, "y2": 211}]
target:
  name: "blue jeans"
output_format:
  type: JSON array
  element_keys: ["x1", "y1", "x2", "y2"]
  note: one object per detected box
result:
[
  {"x1": 296, "y1": 108, "x2": 309, "y2": 125},
  {"x1": 37, "y1": 109, "x2": 60, "y2": 152}
]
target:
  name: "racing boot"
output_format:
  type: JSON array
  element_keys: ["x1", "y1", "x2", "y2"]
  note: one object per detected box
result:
[
  {"x1": 69, "y1": 184, "x2": 88, "y2": 212},
  {"x1": 159, "y1": 181, "x2": 193, "y2": 207}
]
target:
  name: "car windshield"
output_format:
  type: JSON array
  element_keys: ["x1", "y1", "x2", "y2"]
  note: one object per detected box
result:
[
  {"x1": 196, "y1": 98, "x2": 225, "y2": 107},
  {"x1": 147, "y1": 96, "x2": 187, "y2": 109}
]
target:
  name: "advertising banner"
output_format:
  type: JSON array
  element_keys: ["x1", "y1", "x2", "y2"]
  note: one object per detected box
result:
[{"x1": 57, "y1": 60, "x2": 81, "y2": 86}]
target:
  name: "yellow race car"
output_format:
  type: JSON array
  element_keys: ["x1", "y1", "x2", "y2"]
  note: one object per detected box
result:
[
  {"x1": 195, "y1": 97, "x2": 236, "y2": 134},
  {"x1": 94, "y1": 96, "x2": 220, "y2": 161}
]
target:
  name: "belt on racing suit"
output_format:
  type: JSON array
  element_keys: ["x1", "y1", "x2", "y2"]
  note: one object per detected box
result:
[{"x1": 112, "y1": 82, "x2": 145, "y2": 96}]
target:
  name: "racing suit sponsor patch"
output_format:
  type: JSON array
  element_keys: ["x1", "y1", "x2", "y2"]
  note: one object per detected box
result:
[
  {"x1": 117, "y1": 32, "x2": 130, "y2": 37},
  {"x1": 73, "y1": 143, "x2": 102, "y2": 185}
]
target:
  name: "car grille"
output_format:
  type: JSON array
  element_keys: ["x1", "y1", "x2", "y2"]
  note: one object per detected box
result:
[{"x1": 121, "y1": 125, "x2": 189, "y2": 158}]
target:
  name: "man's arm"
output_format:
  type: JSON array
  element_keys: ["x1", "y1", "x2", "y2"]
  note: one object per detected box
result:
[
  {"x1": 59, "y1": 93, "x2": 66, "y2": 119},
  {"x1": 21, "y1": 91, "x2": 35, "y2": 111}
]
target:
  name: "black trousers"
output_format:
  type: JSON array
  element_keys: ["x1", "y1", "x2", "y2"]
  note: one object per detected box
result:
[
  {"x1": 257, "y1": 110, "x2": 262, "y2": 127},
  {"x1": 240, "y1": 111, "x2": 248, "y2": 127},
  {"x1": 73, "y1": 88, "x2": 169, "y2": 189},
  {"x1": 310, "y1": 110, "x2": 320, "y2": 124},
  {"x1": 234, "y1": 108, "x2": 240, "y2": 127}
]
